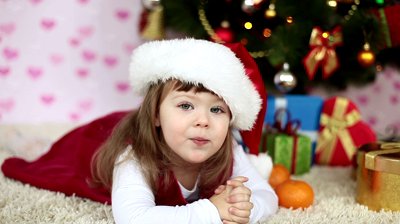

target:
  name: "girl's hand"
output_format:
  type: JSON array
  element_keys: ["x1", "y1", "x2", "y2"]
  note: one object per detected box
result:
[
  {"x1": 212, "y1": 176, "x2": 252, "y2": 224},
  {"x1": 224, "y1": 176, "x2": 253, "y2": 224},
  {"x1": 209, "y1": 185, "x2": 234, "y2": 221}
]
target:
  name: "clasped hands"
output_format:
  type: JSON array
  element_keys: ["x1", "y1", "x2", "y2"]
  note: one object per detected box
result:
[{"x1": 210, "y1": 176, "x2": 253, "y2": 224}]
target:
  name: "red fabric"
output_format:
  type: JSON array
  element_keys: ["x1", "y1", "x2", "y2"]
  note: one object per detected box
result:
[
  {"x1": 315, "y1": 97, "x2": 376, "y2": 166},
  {"x1": 1, "y1": 111, "x2": 128, "y2": 204},
  {"x1": 224, "y1": 43, "x2": 267, "y2": 155}
]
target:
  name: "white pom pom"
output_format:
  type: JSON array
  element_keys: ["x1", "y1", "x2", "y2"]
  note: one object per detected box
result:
[{"x1": 246, "y1": 152, "x2": 273, "y2": 180}]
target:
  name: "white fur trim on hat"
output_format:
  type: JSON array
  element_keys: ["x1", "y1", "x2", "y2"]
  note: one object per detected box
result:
[{"x1": 129, "y1": 38, "x2": 262, "y2": 131}]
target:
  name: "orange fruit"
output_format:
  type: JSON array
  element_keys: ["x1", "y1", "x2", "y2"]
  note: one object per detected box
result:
[
  {"x1": 268, "y1": 164, "x2": 291, "y2": 189},
  {"x1": 275, "y1": 179, "x2": 314, "y2": 209}
]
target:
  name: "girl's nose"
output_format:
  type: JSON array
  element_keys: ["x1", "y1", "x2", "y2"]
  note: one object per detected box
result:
[{"x1": 195, "y1": 111, "x2": 209, "y2": 128}]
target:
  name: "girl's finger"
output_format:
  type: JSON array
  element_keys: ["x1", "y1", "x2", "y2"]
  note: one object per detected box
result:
[
  {"x1": 230, "y1": 201, "x2": 254, "y2": 211},
  {"x1": 227, "y1": 179, "x2": 247, "y2": 188},
  {"x1": 229, "y1": 176, "x2": 248, "y2": 183},
  {"x1": 214, "y1": 185, "x2": 227, "y2": 194},
  {"x1": 230, "y1": 186, "x2": 251, "y2": 195},
  {"x1": 228, "y1": 193, "x2": 251, "y2": 203}
]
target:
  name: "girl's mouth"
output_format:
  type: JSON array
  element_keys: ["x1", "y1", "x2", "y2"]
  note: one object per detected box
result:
[{"x1": 191, "y1": 137, "x2": 209, "y2": 146}]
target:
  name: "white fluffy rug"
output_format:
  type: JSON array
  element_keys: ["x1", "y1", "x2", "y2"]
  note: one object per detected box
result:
[{"x1": 1, "y1": 124, "x2": 400, "y2": 223}]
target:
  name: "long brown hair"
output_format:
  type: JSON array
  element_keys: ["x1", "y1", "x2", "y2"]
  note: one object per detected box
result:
[{"x1": 91, "y1": 79, "x2": 234, "y2": 193}]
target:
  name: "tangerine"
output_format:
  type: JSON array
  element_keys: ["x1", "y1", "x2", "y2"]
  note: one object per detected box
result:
[
  {"x1": 275, "y1": 179, "x2": 314, "y2": 209},
  {"x1": 268, "y1": 164, "x2": 291, "y2": 189}
]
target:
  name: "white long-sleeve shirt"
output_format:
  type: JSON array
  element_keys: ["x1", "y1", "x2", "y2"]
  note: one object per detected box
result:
[{"x1": 112, "y1": 144, "x2": 278, "y2": 224}]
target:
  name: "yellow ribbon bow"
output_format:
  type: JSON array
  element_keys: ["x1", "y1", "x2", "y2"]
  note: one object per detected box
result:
[
  {"x1": 365, "y1": 142, "x2": 400, "y2": 175},
  {"x1": 316, "y1": 97, "x2": 361, "y2": 164},
  {"x1": 303, "y1": 26, "x2": 343, "y2": 80}
]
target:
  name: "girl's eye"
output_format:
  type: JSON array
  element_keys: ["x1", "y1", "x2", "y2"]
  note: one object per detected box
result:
[
  {"x1": 178, "y1": 103, "x2": 193, "y2": 110},
  {"x1": 210, "y1": 106, "x2": 225, "y2": 114}
]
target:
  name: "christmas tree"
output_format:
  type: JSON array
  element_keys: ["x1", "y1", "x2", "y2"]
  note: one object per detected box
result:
[{"x1": 140, "y1": 0, "x2": 400, "y2": 93}]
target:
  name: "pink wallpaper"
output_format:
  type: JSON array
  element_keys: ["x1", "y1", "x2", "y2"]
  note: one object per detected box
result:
[
  {"x1": 1, "y1": 0, "x2": 400, "y2": 137},
  {"x1": 0, "y1": 0, "x2": 144, "y2": 124}
]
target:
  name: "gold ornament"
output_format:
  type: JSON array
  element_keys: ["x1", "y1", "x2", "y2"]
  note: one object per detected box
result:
[
  {"x1": 357, "y1": 42, "x2": 375, "y2": 67},
  {"x1": 265, "y1": 2, "x2": 276, "y2": 18}
]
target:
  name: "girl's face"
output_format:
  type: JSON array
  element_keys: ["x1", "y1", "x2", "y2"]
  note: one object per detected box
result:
[{"x1": 155, "y1": 87, "x2": 231, "y2": 165}]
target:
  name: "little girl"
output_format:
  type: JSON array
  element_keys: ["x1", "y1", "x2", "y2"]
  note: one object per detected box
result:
[{"x1": 2, "y1": 39, "x2": 278, "y2": 223}]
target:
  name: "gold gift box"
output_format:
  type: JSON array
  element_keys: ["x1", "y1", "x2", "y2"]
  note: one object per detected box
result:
[{"x1": 356, "y1": 142, "x2": 400, "y2": 211}]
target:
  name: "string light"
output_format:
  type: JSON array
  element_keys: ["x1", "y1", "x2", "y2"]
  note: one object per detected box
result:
[
  {"x1": 263, "y1": 28, "x2": 272, "y2": 38},
  {"x1": 244, "y1": 22, "x2": 253, "y2": 30},
  {"x1": 286, "y1": 16, "x2": 294, "y2": 24},
  {"x1": 327, "y1": 0, "x2": 338, "y2": 7},
  {"x1": 344, "y1": 0, "x2": 360, "y2": 21}
]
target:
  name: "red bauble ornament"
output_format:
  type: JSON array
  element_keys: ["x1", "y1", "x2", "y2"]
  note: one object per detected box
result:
[{"x1": 215, "y1": 27, "x2": 234, "y2": 43}]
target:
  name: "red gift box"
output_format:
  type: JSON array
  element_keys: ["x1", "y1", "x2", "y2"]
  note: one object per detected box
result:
[{"x1": 315, "y1": 97, "x2": 376, "y2": 166}]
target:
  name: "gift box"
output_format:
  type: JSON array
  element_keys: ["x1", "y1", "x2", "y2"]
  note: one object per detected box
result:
[
  {"x1": 315, "y1": 97, "x2": 376, "y2": 166},
  {"x1": 267, "y1": 133, "x2": 312, "y2": 175},
  {"x1": 265, "y1": 95, "x2": 323, "y2": 151},
  {"x1": 356, "y1": 142, "x2": 400, "y2": 211},
  {"x1": 263, "y1": 109, "x2": 313, "y2": 175}
]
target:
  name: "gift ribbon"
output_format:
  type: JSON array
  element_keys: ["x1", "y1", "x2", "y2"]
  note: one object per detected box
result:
[
  {"x1": 303, "y1": 26, "x2": 343, "y2": 80},
  {"x1": 316, "y1": 97, "x2": 361, "y2": 164},
  {"x1": 365, "y1": 143, "x2": 400, "y2": 175},
  {"x1": 273, "y1": 109, "x2": 301, "y2": 173}
]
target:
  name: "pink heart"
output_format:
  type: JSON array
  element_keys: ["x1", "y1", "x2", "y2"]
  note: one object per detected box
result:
[
  {"x1": 78, "y1": 100, "x2": 93, "y2": 111},
  {"x1": 78, "y1": 26, "x2": 94, "y2": 38},
  {"x1": 69, "y1": 112, "x2": 80, "y2": 122},
  {"x1": 367, "y1": 116, "x2": 377, "y2": 126},
  {"x1": 41, "y1": 18, "x2": 56, "y2": 30},
  {"x1": 115, "y1": 9, "x2": 130, "y2": 21},
  {"x1": 384, "y1": 69, "x2": 395, "y2": 79},
  {"x1": 3, "y1": 47, "x2": 19, "y2": 60},
  {"x1": 0, "y1": 23, "x2": 16, "y2": 35},
  {"x1": 0, "y1": 98, "x2": 15, "y2": 112},
  {"x1": 77, "y1": 0, "x2": 90, "y2": 4},
  {"x1": 30, "y1": 0, "x2": 42, "y2": 5},
  {"x1": 372, "y1": 84, "x2": 381, "y2": 93},
  {"x1": 40, "y1": 94, "x2": 55, "y2": 105},
  {"x1": 69, "y1": 37, "x2": 80, "y2": 47},
  {"x1": 76, "y1": 68, "x2": 89, "y2": 78},
  {"x1": 356, "y1": 95, "x2": 368, "y2": 106},
  {"x1": 393, "y1": 81, "x2": 400, "y2": 90},
  {"x1": 103, "y1": 55, "x2": 118, "y2": 68},
  {"x1": 49, "y1": 54, "x2": 64, "y2": 65},
  {"x1": 124, "y1": 43, "x2": 135, "y2": 54},
  {"x1": 0, "y1": 66, "x2": 10, "y2": 77},
  {"x1": 27, "y1": 66, "x2": 43, "y2": 80},
  {"x1": 82, "y1": 49, "x2": 96, "y2": 62},
  {"x1": 390, "y1": 95, "x2": 399, "y2": 104},
  {"x1": 115, "y1": 81, "x2": 130, "y2": 93}
]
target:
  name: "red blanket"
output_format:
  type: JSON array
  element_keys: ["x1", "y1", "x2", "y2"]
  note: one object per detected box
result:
[{"x1": 1, "y1": 111, "x2": 129, "y2": 204}]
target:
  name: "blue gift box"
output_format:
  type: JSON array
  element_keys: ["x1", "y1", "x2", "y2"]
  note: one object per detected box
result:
[{"x1": 265, "y1": 95, "x2": 323, "y2": 153}]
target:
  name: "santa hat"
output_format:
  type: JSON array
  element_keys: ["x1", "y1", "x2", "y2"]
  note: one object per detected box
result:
[{"x1": 129, "y1": 38, "x2": 267, "y2": 156}]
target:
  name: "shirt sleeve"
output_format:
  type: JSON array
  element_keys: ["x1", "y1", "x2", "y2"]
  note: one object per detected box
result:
[
  {"x1": 111, "y1": 152, "x2": 222, "y2": 224},
  {"x1": 232, "y1": 144, "x2": 279, "y2": 223}
]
